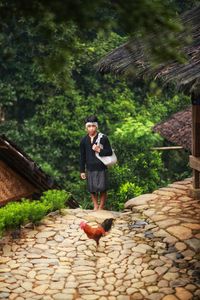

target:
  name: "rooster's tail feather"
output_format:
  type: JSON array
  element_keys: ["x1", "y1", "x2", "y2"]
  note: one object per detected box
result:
[{"x1": 100, "y1": 218, "x2": 114, "y2": 232}]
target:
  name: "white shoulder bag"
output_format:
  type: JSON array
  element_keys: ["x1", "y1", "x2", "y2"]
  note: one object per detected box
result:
[{"x1": 95, "y1": 132, "x2": 117, "y2": 167}]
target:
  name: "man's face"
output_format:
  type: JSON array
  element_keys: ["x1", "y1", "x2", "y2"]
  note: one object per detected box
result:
[{"x1": 86, "y1": 124, "x2": 97, "y2": 135}]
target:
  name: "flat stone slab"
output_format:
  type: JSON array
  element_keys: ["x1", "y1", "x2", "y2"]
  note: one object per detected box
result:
[
  {"x1": 166, "y1": 225, "x2": 192, "y2": 240},
  {"x1": 35, "y1": 231, "x2": 56, "y2": 239},
  {"x1": 185, "y1": 238, "x2": 200, "y2": 252},
  {"x1": 182, "y1": 223, "x2": 200, "y2": 230},
  {"x1": 156, "y1": 219, "x2": 180, "y2": 229},
  {"x1": 84, "y1": 210, "x2": 118, "y2": 223},
  {"x1": 124, "y1": 193, "x2": 158, "y2": 208}
]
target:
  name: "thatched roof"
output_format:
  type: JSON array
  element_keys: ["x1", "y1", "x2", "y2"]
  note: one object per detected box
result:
[
  {"x1": 0, "y1": 135, "x2": 79, "y2": 208},
  {"x1": 96, "y1": 5, "x2": 200, "y2": 94},
  {"x1": 0, "y1": 135, "x2": 60, "y2": 190},
  {"x1": 152, "y1": 106, "x2": 192, "y2": 151}
]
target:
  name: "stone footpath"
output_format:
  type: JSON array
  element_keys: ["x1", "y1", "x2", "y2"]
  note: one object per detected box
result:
[{"x1": 0, "y1": 177, "x2": 199, "y2": 300}]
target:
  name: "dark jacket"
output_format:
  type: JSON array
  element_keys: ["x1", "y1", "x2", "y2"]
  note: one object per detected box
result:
[{"x1": 79, "y1": 132, "x2": 113, "y2": 172}]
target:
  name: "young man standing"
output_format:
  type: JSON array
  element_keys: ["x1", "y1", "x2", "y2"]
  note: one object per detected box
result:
[{"x1": 79, "y1": 115, "x2": 112, "y2": 210}]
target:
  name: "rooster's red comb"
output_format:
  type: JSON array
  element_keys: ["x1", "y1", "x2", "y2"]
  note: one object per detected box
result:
[{"x1": 80, "y1": 221, "x2": 86, "y2": 229}]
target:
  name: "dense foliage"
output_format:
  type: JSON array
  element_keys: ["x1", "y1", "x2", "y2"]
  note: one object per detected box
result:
[
  {"x1": 0, "y1": 0, "x2": 197, "y2": 64},
  {"x1": 0, "y1": 1, "x2": 193, "y2": 211}
]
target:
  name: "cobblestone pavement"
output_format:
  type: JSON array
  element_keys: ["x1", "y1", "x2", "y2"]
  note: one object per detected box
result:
[{"x1": 0, "y1": 177, "x2": 199, "y2": 300}]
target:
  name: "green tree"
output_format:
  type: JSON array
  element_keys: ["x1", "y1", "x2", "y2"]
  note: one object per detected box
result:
[{"x1": 0, "y1": 7, "x2": 192, "y2": 211}]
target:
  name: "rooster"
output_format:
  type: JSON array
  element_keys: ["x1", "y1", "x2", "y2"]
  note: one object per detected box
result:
[{"x1": 80, "y1": 218, "x2": 114, "y2": 245}]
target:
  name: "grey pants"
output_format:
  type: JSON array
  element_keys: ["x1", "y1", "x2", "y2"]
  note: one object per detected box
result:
[{"x1": 86, "y1": 169, "x2": 108, "y2": 193}]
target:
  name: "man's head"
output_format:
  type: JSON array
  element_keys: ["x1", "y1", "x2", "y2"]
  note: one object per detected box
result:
[{"x1": 85, "y1": 115, "x2": 99, "y2": 135}]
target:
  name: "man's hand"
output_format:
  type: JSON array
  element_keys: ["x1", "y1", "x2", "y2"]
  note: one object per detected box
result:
[
  {"x1": 92, "y1": 144, "x2": 101, "y2": 153},
  {"x1": 80, "y1": 172, "x2": 86, "y2": 180}
]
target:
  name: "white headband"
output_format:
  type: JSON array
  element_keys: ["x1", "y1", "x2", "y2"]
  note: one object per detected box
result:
[{"x1": 85, "y1": 122, "x2": 98, "y2": 128}]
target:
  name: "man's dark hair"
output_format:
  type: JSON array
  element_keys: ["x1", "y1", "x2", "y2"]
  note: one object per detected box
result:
[{"x1": 85, "y1": 115, "x2": 98, "y2": 123}]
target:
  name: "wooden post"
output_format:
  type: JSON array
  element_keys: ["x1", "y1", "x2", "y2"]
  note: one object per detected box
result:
[{"x1": 189, "y1": 94, "x2": 200, "y2": 199}]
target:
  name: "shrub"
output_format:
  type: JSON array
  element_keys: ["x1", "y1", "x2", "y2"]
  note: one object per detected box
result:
[
  {"x1": 0, "y1": 189, "x2": 70, "y2": 238},
  {"x1": 117, "y1": 182, "x2": 143, "y2": 203},
  {"x1": 108, "y1": 181, "x2": 143, "y2": 211},
  {"x1": 40, "y1": 189, "x2": 70, "y2": 211},
  {"x1": 1, "y1": 201, "x2": 29, "y2": 230}
]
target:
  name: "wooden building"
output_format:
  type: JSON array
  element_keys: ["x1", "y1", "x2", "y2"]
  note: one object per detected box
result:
[
  {"x1": 0, "y1": 134, "x2": 60, "y2": 206},
  {"x1": 96, "y1": 5, "x2": 200, "y2": 199}
]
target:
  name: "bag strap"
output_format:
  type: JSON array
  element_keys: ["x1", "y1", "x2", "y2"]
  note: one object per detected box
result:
[{"x1": 96, "y1": 132, "x2": 104, "y2": 145}]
